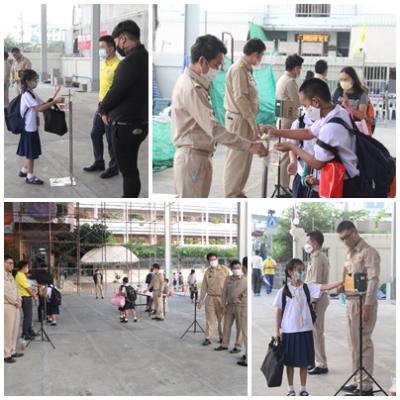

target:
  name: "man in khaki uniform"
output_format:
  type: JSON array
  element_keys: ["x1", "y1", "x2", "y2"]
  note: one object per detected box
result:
[
  {"x1": 337, "y1": 221, "x2": 380, "y2": 396},
  {"x1": 171, "y1": 34, "x2": 268, "y2": 198},
  {"x1": 147, "y1": 264, "x2": 165, "y2": 321},
  {"x1": 304, "y1": 230, "x2": 330, "y2": 375},
  {"x1": 215, "y1": 260, "x2": 247, "y2": 354},
  {"x1": 198, "y1": 252, "x2": 230, "y2": 345},
  {"x1": 223, "y1": 39, "x2": 266, "y2": 198},
  {"x1": 4, "y1": 255, "x2": 24, "y2": 364},
  {"x1": 10, "y1": 48, "x2": 32, "y2": 94},
  {"x1": 275, "y1": 54, "x2": 303, "y2": 193},
  {"x1": 237, "y1": 256, "x2": 248, "y2": 366}
]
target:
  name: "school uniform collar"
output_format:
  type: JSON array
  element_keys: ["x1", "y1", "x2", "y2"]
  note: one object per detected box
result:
[
  {"x1": 285, "y1": 70, "x2": 297, "y2": 80},
  {"x1": 240, "y1": 56, "x2": 253, "y2": 72},
  {"x1": 186, "y1": 67, "x2": 210, "y2": 90}
]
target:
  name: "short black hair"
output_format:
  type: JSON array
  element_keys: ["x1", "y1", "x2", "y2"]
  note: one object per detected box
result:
[
  {"x1": 242, "y1": 256, "x2": 247, "y2": 268},
  {"x1": 17, "y1": 260, "x2": 29, "y2": 270},
  {"x1": 122, "y1": 277, "x2": 129, "y2": 283},
  {"x1": 304, "y1": 70, "x2": 315, "y2": 81},
  {"x1": 99, "y1": 35, "x2": 116, "y2": 49},
  {"x1": 315, "y1": 59, "x2": 328, "y2": 74},
  {"x1": 112, "y1": 20, "x2": 140, "y2": 41},
  {"x1": 255, "y1": 249, "x2": 260, "y2": 255},
  {"x1": 11, "y1": 47, "x2": 20, "y2": 54},
  {"x1": 336, "y1": 220, "x2": 356, "y2": 233},
  {"x1": 285, "y1": 54, "x2": 304, "y2": 71},
  {"x1": 191, "y1": 34, "x2": 227, "y2": 64},
  {"x1": 4, "y1": 254, "x2": 13, "y2": 261},
  {"x1": 230, "y1": 259, "x2": 241, "y2": 268},
  {"x1": 152, "y1": 263, "x2": 160, "y2": 269},
  {"x1": 4, "y1": 50, "x2": 9, "y2": 60},
  {"x1": 307, "y1": 230, "x2": 324, "y2": 247},
  {"x1": 243, "y1": 38, "x2": 266, "y2": 56},
  {"x1": 299, "y1": 78, "x2": 331, "y2": 102},
  {"x1": 206, "y1": 252, "x2": 218, "y2": 261},
  {"x1": 190, "y1": 269, "x2": 195, "y2": 274}
]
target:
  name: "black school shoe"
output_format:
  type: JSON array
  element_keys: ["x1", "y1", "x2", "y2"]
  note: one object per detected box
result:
[
  {"x1": 342, "y1": 385, "x2": 358, "y2": 393},
  {"x1": 100, "y1": 169, "x2": 118, "y2": 179},
  {"x1": 229, "y1": 347, "x2": 241, "y2": 354},
  {"x1": 83, "y1": 163, "x2": 105, "y2": 172},
  {"x1": 26, "y1": 176, "x2": 44, "y2": 185},
  {"x1": 346, "y1": 388, "x2": 374, "y2": 396},
  {"x1": 202, "y1": 339, "x2": 211, "y2": 346},
  {"x1": 4, "y1": 357, "x2": 16, "y2": 364},
  {"x1": 237, "y1": 360, "x2": 247, "y2": 367},
  {"x1": 12, "y1": 353, "x2": 24, "y2": 358},
  {"x1": 308, "y1": 367, "x2": 328, "y2": 375},
  {"x1": 19, "y1": 171, "x2": 27, "y2": 177}
]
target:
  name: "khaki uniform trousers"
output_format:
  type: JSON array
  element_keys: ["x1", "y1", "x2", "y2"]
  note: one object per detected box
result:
[
  {"x1": 205, "y1": 295, "x2": 224, "y2": 341},
  {"x1": 222, "y1": 303, "x2": 242, "y2": 348},
  {"x1": 347, "y1": 299, "x2": 378, "y2": 390},
  {"x1": 95, "y1": 283, "x2": 103, "y2": 298},
  {"x1": 278, "y1": 117, "x2": 293, "y2": 190},
  {"x1": 239, "y1": 305, "x2": 247, "y2": 357},
  {"x1": 313, "y1": 294, "x2": 329, "y2": 368},
  {"x1": 223, "y1": 113, "x2": 253, "y2": 197},
  {"x1": 4, "y1": 304, "x2": 20, "y2": 358},
  {"x1": 174, "y1": 147, "x2": 213, "y2": 198},
  {"x1": 153, "y1": 290, "x2": 164, "y2": 319}
]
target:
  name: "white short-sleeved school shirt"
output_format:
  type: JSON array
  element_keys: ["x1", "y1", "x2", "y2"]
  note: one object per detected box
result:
[
  {"x1": 20, "y1": 91, "x2": 43, "y2": 132},
  {"x1": 273, "y1": 283, "x2": 321, "y2": 333},
  {"x1": 311, "y1": 105, "x2": 359, "y2": 178}
]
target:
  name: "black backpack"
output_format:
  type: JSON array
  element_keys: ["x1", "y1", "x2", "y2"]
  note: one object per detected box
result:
[
  {"x1": 125, "y1": 285, "x2": 137, "y2": 302},
  {"x1": 325, "y1": 117, "x2": 395, "y2": 198},
  {"x1": 51, "y1": 286, "x2": 62, "y2": 306},
  {"x1": 5, "y1": 93, "x2": 30, "y2": 134},
  {"x1": 281, "y1": 283, "x2": 316, "y2": 324}
]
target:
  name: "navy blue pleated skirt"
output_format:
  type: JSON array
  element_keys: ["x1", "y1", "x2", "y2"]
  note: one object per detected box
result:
[
  {"x1": 17, "y1": 130, "x2": 42, "y2": 160},
  {"x1": 282, "y1": 331, "x2": 315, "y2": 368}
]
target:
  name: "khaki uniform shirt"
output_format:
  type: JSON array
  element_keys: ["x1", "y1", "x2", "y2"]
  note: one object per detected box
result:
[
  {"x1": 199, "y1": 265, "x2": 230, "y2": 305},
  {"x1": 149, "y1": 272, "x2": 164, "y2": 292},
  {"x1": 171, "y1": 68, "x2": 252, "y2": 154},
  {"x1": 305, "y1": 250, "x2": 330, "y2": 300},
  {"x1": 221, "y1": 274, "x2": 247, "y2": 306},
  {"x1": 224, "y1": 56, "x2": 259, "y2": 135},
  {"x1": 275, "y1": 71, "x2": 300, "y2": 128},
  {"x1": 344, "y1": 238, "x2": 380, "y2": 306},
  {"x1": 5, "y1": 271, "x2": 21, "y2": 306},
  {"x1": 11, "y1": 55, "x2": 32, "y2": 81}
]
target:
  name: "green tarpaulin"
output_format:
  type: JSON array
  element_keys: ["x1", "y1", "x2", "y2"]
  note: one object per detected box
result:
[
  {"x1": 152, "y1": 119, "x2": 176, "y2": 172},
  {"x1": 248, "y1": 21, "x2": 268, "y2": 41}
]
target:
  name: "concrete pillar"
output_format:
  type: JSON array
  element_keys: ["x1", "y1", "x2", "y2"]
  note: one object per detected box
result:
[
  {"x1": 389, "y1": 204, "x2": 396, "y2": 302},
  {"x1": 40, "y1": 4, "x2": 48, "y2": 82},
  {"x1": 164, "y1": 203, "x2": 171, "y2": 279},
  {"x1": 90, "y1": 4, "x2": 101, "y2": 92},
  {"x1": 184, "y1": 5, "x2": 200, "y2": 62},
  {"x1": 237, "y1": 203, "x2": 248, "y2": 264}
]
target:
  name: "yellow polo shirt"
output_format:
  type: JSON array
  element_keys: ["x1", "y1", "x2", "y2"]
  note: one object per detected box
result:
[
  {"x1": 15, "y1": 271, "x2": 31, "y2": 297},
  {"x1": 99, "y1": 56, "x2": 120, "y2": 102}
]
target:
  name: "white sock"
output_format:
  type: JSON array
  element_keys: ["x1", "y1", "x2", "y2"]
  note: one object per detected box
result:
[
  {"x1": 21, "y1": 167, "x2": 27, "y2": 173},
  {"x1": 288, "y1": 385, "x2": 294, "y2": 392},
  {"x1": 27, "y1": 173, "x2": 34, "y2": 179},
  {"x1": 301, "y1": 385, "x2": 307, "y2": 392}
]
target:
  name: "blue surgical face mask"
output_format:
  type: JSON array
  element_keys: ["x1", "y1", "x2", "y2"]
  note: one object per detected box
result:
[
  {"x1": 99, "y1": 49, "x2": 107, "y2": 60},
  {"x1": 295, "y1": 271, "x2": 304, "y2": 282}
]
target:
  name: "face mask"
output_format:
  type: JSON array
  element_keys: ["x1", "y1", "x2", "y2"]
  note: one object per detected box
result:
[
  {"x1": 304, "y1": 105, "x2": 321, "y2": 122},
  {"x1": 210, "y1": 260, "x2": 218, "y2": 268},
  {"x1": 343, "y1": 232, "x2": 359, "y2": 249},
  {"x1": 295, "y1": 271, "x2": 304, "y2": 282},
  {"x1": 304, "y1": 243, "x2": 313, "y2": 254},
  {"x1": 99, "y1": 49, "x2": 107, "y2": 60},
  {"x1": 202, "y1": 66, "x2": 219, "y2": 83},
  {"x1": 340, "y1": 80, "x2": 353, "y2": 91},
  {"x1": 232, "y1": 269, "x2": 242, "y2": 277}
]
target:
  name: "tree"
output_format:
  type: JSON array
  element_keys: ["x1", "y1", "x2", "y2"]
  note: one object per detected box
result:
[{"x1": 271, "y1": 212, "x2": 292, "y2": 262}]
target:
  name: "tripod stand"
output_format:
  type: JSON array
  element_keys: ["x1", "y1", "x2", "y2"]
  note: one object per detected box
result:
[
  {"x1": 36, "y1": 294, "x2": 56, "y2": 350},
  {"x1": 335, "y1": 292, "x2": 386, "y2": 396},
  {"x1": 180, "y1": 291, "x2": 205, "y2": 339}
]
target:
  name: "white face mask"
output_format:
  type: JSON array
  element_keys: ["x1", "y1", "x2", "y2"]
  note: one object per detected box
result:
[
  {"x1": 232, "y1": 269, "x2": 242, "y2": 276},
  {"x1": 304, "y1": 105, "x2": 321, "y2": 122},
  {"x1": 304, "y1": 243, "x2": 313, "y2": 254},
  {"x1": 202, "y1": 66, "x2": 219, "y2": 83},
  {"x1": 210, "y1": 260, "x2": 218, "y2": 268}
]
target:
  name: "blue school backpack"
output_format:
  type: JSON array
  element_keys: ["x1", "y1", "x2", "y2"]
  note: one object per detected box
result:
[
  {"x1": 5, "y1": 92, "x2": 32, "y2": 134},
  {"x1": 281, "y1": 283, "x2": 316, "y2": 324},
  {"x1": 325, "y1": 117, "x2": 395, "y2": 198}
]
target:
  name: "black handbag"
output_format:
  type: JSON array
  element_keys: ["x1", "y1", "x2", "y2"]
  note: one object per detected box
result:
[
  {"x1": 44, "y1": 101, "x2": 68, "y2": 136},
  {"x1": 260, "y1": 338, "x2": 284, "y2": 387}
]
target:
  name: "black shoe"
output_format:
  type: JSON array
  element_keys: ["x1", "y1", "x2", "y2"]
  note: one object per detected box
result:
[
  {"x1": 96, "y1": 297, "x2": 98, "y2": 299},
  {"x1": 214, "y1": 346, "x2": 228, "y2": 351},
  {"x1": 229, "y1": 347, "x2": 241, "y2": 354},
  {"x1": 101, "y1": 296, "x2": 104, "y2": 299},
  {"x1": 100, "y1": 169, "x2": 118, "y2": 179},
  {"x1": 342, "y1": 385, "x2": 358, "y2": 393},
  {"x1": 23, "y1": 335, "x2": 34, "y2": 341},
  {"x1": 26, "y1": 176, "x2": 44, "y2": 185},
  {"x1": 11, "y1": 353, "x2": 24, "y2": 358},
  {"x1": 4, "y1": 357, "x2": 16, "y2": 364},
  {"x1": 307, "y1": 365, "x2": 315, "y2": 371},
  {"x1": 83, "y1": 163, "x2": 105, "y2": 172},
  {"x1": 347, "y1": 389, "x2": 373, "y2": 396},
  {"x1": 19, "y1": 171, "x2": 27, "y2": 177},
  {"x1": 30, "y1": 331, "x2": 40, "y2": 337},
  {"x1": 202, "y1": 339, "x2": 211, "y2": 346},
  {"x1": 308, "y1": 367, "x2": 328, "y2": 375},
  {"x1": 237, "y1": 360, "x2": 247, "y2": 366},
  {"x1": 299, "y1": 390, "x2": 310, "y2": 396}
]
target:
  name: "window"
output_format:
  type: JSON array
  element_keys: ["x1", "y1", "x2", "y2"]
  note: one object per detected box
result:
[{"x1": 295, "y1": 4, "x2": 331, "y2": 17}]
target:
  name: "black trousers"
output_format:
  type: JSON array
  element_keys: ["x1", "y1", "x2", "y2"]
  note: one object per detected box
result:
[
  {"x1": 343, "y1": 175, "x2": 362, "y2": 197},
  {"x1": 21, "y1": 296, "x2": 33, "y2": 339},
  {"x1": 111, "y1": 122, "x2": 148, "y2": 198},
  {"x1": 90, "y1": 112, "x2": 118, "y2": 171},
  {"x1": 252, "y1": 269, "x2": 262, "y2": 294}
]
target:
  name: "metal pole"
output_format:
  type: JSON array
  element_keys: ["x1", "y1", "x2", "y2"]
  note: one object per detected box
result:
[
  {"x1": 164, "y1": 203, "x2": 171, "y2": 280},
  {"x1": 40, "y1": 4, "x2": 48, "y2": 82},
  {"x1": 76, "y1": 202, "x2": 81, "y2": 295},
  {"x1": 69, "y1": 90, "x2": 73, "y2": 183}
]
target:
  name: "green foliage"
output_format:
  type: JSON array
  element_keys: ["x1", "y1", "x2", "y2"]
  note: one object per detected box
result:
[{"x1": 271, "y1": 215, "x2": 292, "y2": 262}]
